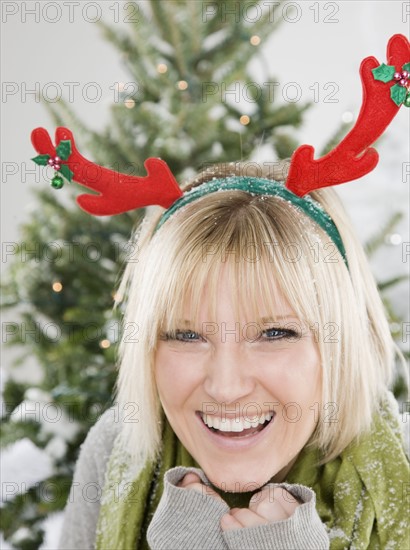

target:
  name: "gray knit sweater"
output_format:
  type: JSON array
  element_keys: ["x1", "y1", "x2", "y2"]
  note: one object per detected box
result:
[{"x1": 58, "y1": 410, "x2": 329, "y2": 549}]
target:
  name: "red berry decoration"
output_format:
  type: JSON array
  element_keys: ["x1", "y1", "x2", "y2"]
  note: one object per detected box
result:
[{"x1": 31, "y1": 140, "x2": 74, "y2": 188}]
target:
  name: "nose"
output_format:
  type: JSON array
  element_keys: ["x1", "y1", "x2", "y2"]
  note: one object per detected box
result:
[{"x1": 203, "y1": 344, "x2": 256, "y2": 404}]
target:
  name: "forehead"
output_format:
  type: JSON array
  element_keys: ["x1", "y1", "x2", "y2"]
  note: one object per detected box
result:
[
  {"x1": 152, "y1": 190, "x2": 324, "y2": 331},
  {"x1": 162, "y1": 260, "x2": 303, "y2": 330}
]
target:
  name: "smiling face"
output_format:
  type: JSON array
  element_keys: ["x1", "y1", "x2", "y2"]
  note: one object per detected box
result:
[{"x1": 155, "y1": 269, "x2": 322, "y2": 492}]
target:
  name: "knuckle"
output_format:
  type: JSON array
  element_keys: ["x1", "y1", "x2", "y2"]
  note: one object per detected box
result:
[
  {"x1": 255, "y1": 498, "x2": 276, "y2": 516},
  {"x1": 274, "y1": 486, "x2": 298, "y2": 504}
]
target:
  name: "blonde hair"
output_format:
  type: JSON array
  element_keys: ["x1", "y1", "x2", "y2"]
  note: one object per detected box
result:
[{"x1": 114, "y1": 161, "x2": 404, "y2": 464}]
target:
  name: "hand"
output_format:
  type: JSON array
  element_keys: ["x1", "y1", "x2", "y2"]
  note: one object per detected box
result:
[
  {"x1": 178, "y1": 474, "x2": 301, "y2": 531},
  {"x1": 177, "y1": 472, "x2": 225, "y2": 504},
  {"x1": 220, "y1": 485, "x2": 301, "y2": 531}
]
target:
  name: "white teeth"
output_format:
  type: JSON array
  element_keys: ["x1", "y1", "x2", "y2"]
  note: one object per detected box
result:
[
  {"x1": 231, "y1": 421, "x2": 243, "y2": 432},
  {"x1": 200, "y1": 411, "x2": 274, "y2": 433}
]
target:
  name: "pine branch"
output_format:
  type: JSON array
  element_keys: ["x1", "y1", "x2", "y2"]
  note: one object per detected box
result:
[
  {"x1": 319, "y1": 121, "x2": 352, "y2": 156},
  {"x1": 378, "y1": 275, "x2": 408, "y2": 291}
]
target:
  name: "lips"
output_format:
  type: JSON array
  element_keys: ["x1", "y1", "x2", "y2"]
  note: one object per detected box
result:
[{"x1": 198, "y1": 411, "x2": 275, "y2": 439}]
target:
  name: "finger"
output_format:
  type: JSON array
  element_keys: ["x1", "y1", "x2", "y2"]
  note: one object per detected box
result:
[
  {"x1": 249, "y1": 486, "x2": 299, "y2": 521},
  {"x1": 271, "y1": 486, "x2": 300, "y2": 517},
  {"x1": 220, "y1": 513, "x2": 243, "y2": 532},
  {"x1": 229, "y1": 507, "x2": 269, "y2": 528},
  {"x1": 177, "y1": 474, "x2": 224, "y2": 503},
  {"x1": 249, "y1": 486, "x2": 277, "y2": 513},
  {"x1": 177, "y1": 473, "x2": 201, "y2": 488}
]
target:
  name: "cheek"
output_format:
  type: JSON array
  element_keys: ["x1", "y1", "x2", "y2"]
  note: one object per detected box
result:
[
  {"x1": 154, "y1": 348, "x2": 203, "y2": 409},
  {"x1": 259, "y1": 342, "x2": 321, "y2": 403}
]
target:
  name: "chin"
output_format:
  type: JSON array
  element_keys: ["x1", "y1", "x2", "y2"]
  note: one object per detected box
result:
[{"x1": 198, "y1": 458, "x2": 278, "y2": 493}]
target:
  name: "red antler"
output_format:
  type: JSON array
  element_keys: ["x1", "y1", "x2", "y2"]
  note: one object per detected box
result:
[
  {"x1": 31, "y1": 127, "x2": 183, "y2": 215},
  {"x1": 286, "y1": 34, "x2": 410, "y2": 197}
]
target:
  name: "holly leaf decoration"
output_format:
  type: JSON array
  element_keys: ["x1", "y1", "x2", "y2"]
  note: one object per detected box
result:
[
  {"x1": 32, "y1": 154, "x2": 50, "y2": 166},
  {"x1": 56, "y1": 140, "x2": 72, "y2": 160},
  {"x1": 372, "y1": 63, "x2": 396, "y2": 83},
  {"x1": 390, "y1": 84, "x2": 407, "y2": 106},
  {"x1": 402, "y1": 62, "x2": 410, "y2": 72},
  {"x1": 59, "y1": 164, "x2": 73, "y2": 183}
]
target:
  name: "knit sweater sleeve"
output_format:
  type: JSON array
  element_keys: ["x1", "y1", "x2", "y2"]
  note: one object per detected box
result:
[
  {"x1": 222, "y1": 482, "x2": 329, "y2": 550},
  {"x1": 147, "y1": 467, "x2": 329, "y2": 550},
  {"x1": 147, "y1": 466, "x2": 230, "y2": 550},
  {"x1": 58, "y1": 408, "x2": 121, "y2": 550}
]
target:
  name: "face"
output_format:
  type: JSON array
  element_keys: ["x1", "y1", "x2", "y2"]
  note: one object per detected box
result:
[{"x1": 155, "y1": 269, "x2": 322, "y2": 492}]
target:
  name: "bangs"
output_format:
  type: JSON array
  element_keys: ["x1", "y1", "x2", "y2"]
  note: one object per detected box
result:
[
  {"x1": 159, "y1": 260, "x2": 301, "y2": 333},
  {"x1": 144, "y1": 190, "x2": 329, "y2": 348}
]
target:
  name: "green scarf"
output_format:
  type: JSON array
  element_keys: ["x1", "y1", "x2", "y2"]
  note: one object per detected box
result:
[{"x1": 96, "y1": 393, "x2": 409, "y2": 549}]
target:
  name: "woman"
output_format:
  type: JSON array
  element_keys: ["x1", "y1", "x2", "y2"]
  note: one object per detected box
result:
[
  {"x1": 57, "y1": 161, "x2": 409, "y2": 549},
  {"x1": 29, "y1": 33, "x2": 408, "y2": 548}
]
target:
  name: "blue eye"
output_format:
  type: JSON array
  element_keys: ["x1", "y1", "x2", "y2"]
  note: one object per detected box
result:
[
  {"x1": 160, "y1": 330, "x2": 202, "y2": 342},
  {"x1": 176, "y1": 330, "x2": 201, "y2": 341},
  {"x1": 262, "y1": 327, "x2": 300, "y2": 341}
]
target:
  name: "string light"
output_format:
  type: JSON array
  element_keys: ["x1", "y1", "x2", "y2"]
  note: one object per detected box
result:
[
  {"x1": 177, "y1": 80, "x2": 188, "y2": 90},
  {"x1": 342, "y1": 111, "x2": 354, "y2": 123},
  {"x1": 240, "y1": 115, "x2": 250, "y2": 125},
  {"x1": 250, "y1": 35, "x2": 261, "y2": 46},
  {"x1": 157, "y1": 63, "x2": 168, "y2": 74},
  {"x1": 99, "y1": 339, "x2": 111, "y2": 349},
  {"x1": 52, "y1": 281, "x2": 63, "y2": 292},
  {"x1": 116, "y1": 82, "x2": 126, "y2": 92},
  {"x1": 387, "y1": 233, "x2": 402, "y2": 245},
  {"x1": 124, "y1": 98, "x2": 135, "y2": 109}
]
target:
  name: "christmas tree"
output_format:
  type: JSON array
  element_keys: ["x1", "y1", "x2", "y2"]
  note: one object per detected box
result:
[
  {"x1": 1, "y1": 2, "x2": 308, "y2": 547},
  {"x1": 1, "y1": 2, "x2": 407, "y2": 548}
]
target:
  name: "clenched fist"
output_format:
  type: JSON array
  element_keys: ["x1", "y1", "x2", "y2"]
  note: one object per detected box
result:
[{"x1": 178, "y1": 472, "x2": 301, "y2": 531}]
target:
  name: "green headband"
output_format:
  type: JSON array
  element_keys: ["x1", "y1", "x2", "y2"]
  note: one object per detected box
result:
[{"x1": 156, "y1": 176, "x2": 348, "y2": 268}]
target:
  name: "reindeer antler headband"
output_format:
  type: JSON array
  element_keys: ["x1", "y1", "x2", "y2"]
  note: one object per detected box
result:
[{"x1": 31, "y1": 34, "x2": 409, "y2": 265}]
